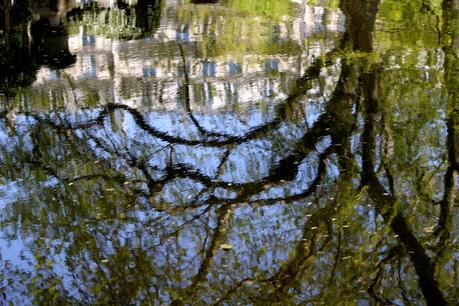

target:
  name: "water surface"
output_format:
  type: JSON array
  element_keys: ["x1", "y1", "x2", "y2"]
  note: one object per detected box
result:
[{"x1": 0, "y1": 0, "x2": 458, "y2": 304}]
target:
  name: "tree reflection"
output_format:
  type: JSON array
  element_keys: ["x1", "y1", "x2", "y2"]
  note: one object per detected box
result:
[
  {"x1": 0, "y1": 0, "x2": 458, "y2": 305},
  {"x1": 0, "y1": 0, "x2": 163, "y2": 98}
]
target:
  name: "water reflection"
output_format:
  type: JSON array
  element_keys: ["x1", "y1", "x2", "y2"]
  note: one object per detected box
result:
[{"x1": 0, "y1": 0, "x2": 458, "y2": 305}]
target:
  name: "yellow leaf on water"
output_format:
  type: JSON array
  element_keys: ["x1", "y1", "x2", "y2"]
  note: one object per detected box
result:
[{"x1": 220, "y1": 244, "x2": 233, "y2": 250}]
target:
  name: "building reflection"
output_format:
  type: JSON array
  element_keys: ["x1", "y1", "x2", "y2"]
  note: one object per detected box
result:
[{"x1": 21, "y1": 0, "x2": 345, "y2": 113}]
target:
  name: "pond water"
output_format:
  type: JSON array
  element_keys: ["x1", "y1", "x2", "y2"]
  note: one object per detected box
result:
[{"x1": 0, "y1": 0, "x2": 458, "y2": 304}]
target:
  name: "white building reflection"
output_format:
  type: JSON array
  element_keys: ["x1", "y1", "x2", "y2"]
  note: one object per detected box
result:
[{"x1": 32, "y1": 0, "x2": 345, "y2": 111}]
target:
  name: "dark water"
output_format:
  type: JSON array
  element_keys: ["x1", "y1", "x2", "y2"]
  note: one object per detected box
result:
[{"x1": 0, "y1": 0, "x2": 458, "y2": 304}]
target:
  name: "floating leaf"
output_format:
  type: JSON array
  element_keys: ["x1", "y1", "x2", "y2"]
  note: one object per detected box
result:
[{"x1": 220, "y1": 244, "x2": 233, "y2": 250}]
